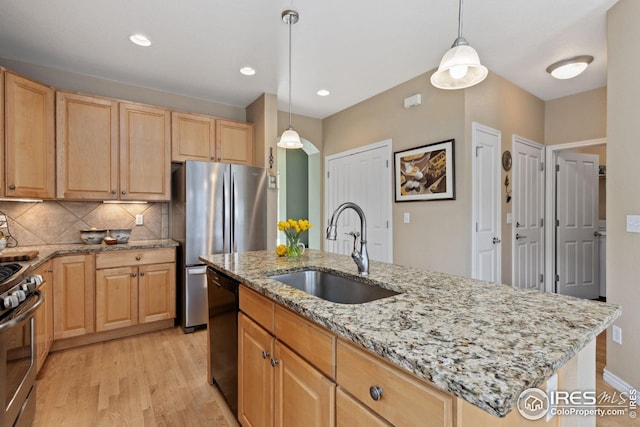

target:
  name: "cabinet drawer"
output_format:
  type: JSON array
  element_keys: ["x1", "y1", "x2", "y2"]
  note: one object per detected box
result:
[
  {"x1": 337, "y1": 339, "x2": 454, "y2": 427},
  {"x1": 96, "y1": 248, "x2": 175, "y2": 269},
  {"x1": 275, "y1": 305, "x2": 336, "y2": 380},
  {"x1": 337, "y1": 387, "x2": 391, "y2": 427},
  {"x1": 239, "y1": 286, "x2": 274, "y2": 334}
]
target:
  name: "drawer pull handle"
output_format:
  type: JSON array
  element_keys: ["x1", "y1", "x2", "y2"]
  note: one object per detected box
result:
[
  {"x1": 136, "y1": 256, "x2": 141, "y2": 261},
  {"x1": 140, "y1": 272, "x2": 145, "y2": 277},
  {"x1": 369, "y1": 386, "x2": 383, "y2": 401},
  {"x1": 270, "y1": 358, "x2": 279, "y2": 367},
  {"x1": 262, "y1": 351, "x2": 270, "y2": 359},
  {"x1": 132, "y1": 273, "x2": 137, "y2": 278}
]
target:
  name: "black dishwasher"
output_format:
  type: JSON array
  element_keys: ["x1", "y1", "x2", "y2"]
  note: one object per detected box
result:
[{"x1": 206, "y1": 267, "x2": 239, "y2": 416}]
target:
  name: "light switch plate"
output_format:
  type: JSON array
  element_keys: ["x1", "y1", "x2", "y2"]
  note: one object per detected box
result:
[
  {"x1": 507, "y1": 213, "x2": 513, "y2": 224},
  {"x1": 626, "y1": 215, "x2": 640, "y2": 233},
  {"x1": 403, "y1": 212, "x2": 410, "y2": 224},
  {"x1": 612, "y1": 325, "x2": 622, "y2": 344},
  {"x1": 135, "y1": 214, "x2": 144, "y2": 226}
]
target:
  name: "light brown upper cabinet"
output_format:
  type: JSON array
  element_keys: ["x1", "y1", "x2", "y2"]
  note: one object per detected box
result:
[
  {"x1": 4, "y1": 71, "x2": 55, "y2": 199},
  {"x1": 216, "y1": 119, "x2": 254, "y2": 165},
  {"x1": 120, "y1": 102, "x2": 171, "y2": 201},
  {"x1": 56, "y1": 91, "x2": 119, "y2": 200},
  {"x1": 171, "y1": 111, "x2": 216, "y2": 162}
]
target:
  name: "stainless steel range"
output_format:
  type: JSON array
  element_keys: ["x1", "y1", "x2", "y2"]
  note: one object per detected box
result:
[{"x1": 0, "y1": 263, "x2": 43, "y2": 427}]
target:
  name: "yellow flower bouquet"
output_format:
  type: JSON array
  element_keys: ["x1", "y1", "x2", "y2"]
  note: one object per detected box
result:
[{"x1": 276, "y1": 219, "x2": 312, "y2": 258}]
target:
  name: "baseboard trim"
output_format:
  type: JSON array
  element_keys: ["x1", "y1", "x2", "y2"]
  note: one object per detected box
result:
[{"x1": 603, "y1": 367, "x2": 637, "y2": 396}]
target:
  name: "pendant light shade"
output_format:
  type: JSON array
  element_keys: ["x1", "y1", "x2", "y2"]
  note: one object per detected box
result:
[
  {"x1": 431, "y1": 0, "x2": 487, "y2": 90},
  {"x1": 278, "y1": 10, "x2": 303, "y2": 149}
]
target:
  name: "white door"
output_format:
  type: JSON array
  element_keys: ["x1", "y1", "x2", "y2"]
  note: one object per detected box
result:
[
  {"x1": 325, "y1": 141, "x2": 393, "y2": 263},
  {"x1": 512, "y1": 136, "x2": 544, "y2": 291},
  {"x1": 471, "y1": 123, "x2": 501, "y2": 283},
  {"x1": 556, "y1": 151, "x2": 599, "y2": 299}
]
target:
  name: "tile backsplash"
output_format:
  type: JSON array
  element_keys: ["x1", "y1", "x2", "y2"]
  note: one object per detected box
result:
[{"x1": 0, "y1": 201, "x2": 168, "y2": 247}]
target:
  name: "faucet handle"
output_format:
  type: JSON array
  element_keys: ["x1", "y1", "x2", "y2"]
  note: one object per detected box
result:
[{"x1": 346, "y1": 231, "x2": 360, "y2": 253}]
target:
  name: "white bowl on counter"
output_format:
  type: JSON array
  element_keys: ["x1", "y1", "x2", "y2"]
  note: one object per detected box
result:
[
  {"x1": 109, "y1": 228, "x2": 132, "y2": 244},
  {"x1": 80, "y1": 229, "x2": 107, "y2": 244}
]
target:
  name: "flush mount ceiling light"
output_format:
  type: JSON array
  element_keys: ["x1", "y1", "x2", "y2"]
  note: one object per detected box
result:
[
  {"x1": 129, "y1": 33, "x2": 151, "y2": 47},
  {"x1": 240, "y1": 66, "x2": 256, "y2": 76},
  {"x1": 430, "y1": 0, "x2": 487, "y2": 90},
  {"x1": 317, "y1": 89, "x2": 330, "y2": 97},
  {"x1": 278, "y1": 10, "x2": 303, "y2": 149},
  {"x1": 546, "y1": 55, "x2": 594, "y2": 80}
]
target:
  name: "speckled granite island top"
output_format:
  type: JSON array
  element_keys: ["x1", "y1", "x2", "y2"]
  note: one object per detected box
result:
[{"x1": 200, "y1": 249, "x2": 620, "y2": 418}]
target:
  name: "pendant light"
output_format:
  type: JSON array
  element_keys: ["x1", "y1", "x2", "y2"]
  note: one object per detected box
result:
[
  {"x1": 278, "y1": 10, "x2": 303, "y2": 149},
  {"x1": 430, "y1": 0, "x2": 487, "y2": 90}
]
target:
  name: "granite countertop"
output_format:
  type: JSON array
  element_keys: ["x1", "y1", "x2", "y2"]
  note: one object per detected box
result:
[
  {"x1": 2, "y1": 239, "x2": 178, "y2": 271},
  {"x1": 200, "y1": 249, "x2": 621, "y2": 418}
]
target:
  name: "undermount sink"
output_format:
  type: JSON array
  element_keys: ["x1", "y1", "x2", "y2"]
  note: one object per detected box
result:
[{"x1": 269, "y1": 269, "x2": 400, "y2": 304}]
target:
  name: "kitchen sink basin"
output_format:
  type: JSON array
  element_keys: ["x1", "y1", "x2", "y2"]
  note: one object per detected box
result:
[{"x1": 269, "y1": 269, "x2": 400, "y2": 304}]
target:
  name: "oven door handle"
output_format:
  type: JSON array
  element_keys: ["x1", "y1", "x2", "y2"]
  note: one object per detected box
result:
[{"x1": 0, "y1": 291, "x2": 43, "y2": 332}]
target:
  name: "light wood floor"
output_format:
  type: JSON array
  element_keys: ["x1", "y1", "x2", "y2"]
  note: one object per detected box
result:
[
  {"x1": 34, "y1": 328, "x2": 634, "y2": 426},
  {"x1": 33, "y1": 327, "x2": 239, "y2": 427}
]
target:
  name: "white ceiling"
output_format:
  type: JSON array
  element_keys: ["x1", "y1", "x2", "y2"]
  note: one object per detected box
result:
[{"x1": 0, "y1": 0, "x2": 618, "y2": 119}]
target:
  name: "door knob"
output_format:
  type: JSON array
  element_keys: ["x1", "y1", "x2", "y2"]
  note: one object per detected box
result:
[
  {"x1": 492, "y1": 237, "x2": 501, "y2": 244},
  {"x1": 516, "y1": 233, "x2": 528, "y2": 240}
]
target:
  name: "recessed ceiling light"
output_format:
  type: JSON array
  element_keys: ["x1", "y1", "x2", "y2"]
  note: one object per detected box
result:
[
  {"x1": 317, "y1": 89, "x2": 330, "y2": 96},
  {"x1": 240, "y1": 67, "x2": 256, "y2": 76},
  {"x1": 546, "y1": 55, "x2": 594, "y2": 80},
  {"x1": 129, "y1": 33, "x2": 151, "y2": 47}
]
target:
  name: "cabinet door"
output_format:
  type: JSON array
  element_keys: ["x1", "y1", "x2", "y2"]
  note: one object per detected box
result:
[
  {"x1": 0, "y1": 68, "x2": 4, "y2": 197},
  {"x1": 56, "y1": 91, "x2": 119, "y2": 200},
  {"x1": 274, "y1": 341, "x2": 335, "y2": 427},
  {"x1": 4, "y1": 72, "x2": 55, "y2": 198},
  {"x1": 53, "y1": 254, "x2": 95, "y2": 339},
  {"x1": 96, "y1": 266, "x2": 138, "y2": 331},
  {"x1": 171, "y1": 111, "x2": 216, "y2": 162},
  {"x1": 238, "y1": 313, "x2": 274, "y2": 427},
  {"x1": 119, "y1": 102, "x2": 171, "y2": 201},
  {"x1": 34, "y1": 260, "x2": 54, "y2": 373},
  {"x1": 216, "y1": 120, "x2": 254, "y2": 165},
  {"x1": 138, "y1": 262, "x2": 176, "y2": 323}
]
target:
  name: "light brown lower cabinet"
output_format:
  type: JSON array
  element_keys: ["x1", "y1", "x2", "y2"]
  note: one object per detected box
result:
[
  {"x1": 336, "y1": 387, "x2": 391, "y2": 427},
  {"x1": 238, "y1": 311, "x2": 335, "y2": 427},
  {"x1": 53, "y1": 254, "x2": 95, "y2": 339},
  {"x1": 34, "y1": 260, "x2": 54, "y2": 373},
  {"x1": 95, "y1": 249, "x2": 176, "y2": 332}
]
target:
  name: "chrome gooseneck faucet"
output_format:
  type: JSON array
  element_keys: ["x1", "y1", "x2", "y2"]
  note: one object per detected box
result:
[{"x1": 326, "y1": 202, "x2": 369, "y2": 276}]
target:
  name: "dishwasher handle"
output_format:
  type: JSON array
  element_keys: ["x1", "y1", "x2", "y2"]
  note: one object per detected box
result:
[{"x1": 206, "y1": 267, "x2": 238, "y2": 293}]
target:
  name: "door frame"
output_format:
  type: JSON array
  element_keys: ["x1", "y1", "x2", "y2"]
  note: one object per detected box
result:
[
  {"x1": 511, "y1": 135, "x2": 545, "y2": 288},
  {"x1": 471, "y1": 122, "x2": 501, "y2": 282},
  {"x1": 324, "y1": 139, "x2": 394, "y2": 261},
  {"x1": 544, "y1": 137, "x2": 606, "y2": 293}
]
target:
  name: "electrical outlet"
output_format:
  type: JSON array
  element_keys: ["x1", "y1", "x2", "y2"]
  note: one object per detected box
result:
[
  {"x1": 135, "y1": 214, "x2": 144, "y2": 226},
  {"x1": 612, "y1": 325, "x2": 622, "y2": 344}
]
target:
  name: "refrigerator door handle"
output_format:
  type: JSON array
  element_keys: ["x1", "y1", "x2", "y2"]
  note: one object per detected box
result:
[
  {"x1": 231, "y1": 172, "x2": 237, "y2": 252},
  {"x1": 223, "y1": 171, "x2": 230, "y2": 253}
]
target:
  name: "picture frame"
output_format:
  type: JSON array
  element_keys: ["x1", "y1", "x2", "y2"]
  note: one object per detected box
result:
[{"x1": 394, "y1": 139, "x2": 455, "y2": 202}]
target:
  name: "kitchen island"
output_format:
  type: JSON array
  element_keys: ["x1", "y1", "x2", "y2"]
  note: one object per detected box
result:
[{"x1": 200, "y1": 249, "x2": 620, "y2": 424}]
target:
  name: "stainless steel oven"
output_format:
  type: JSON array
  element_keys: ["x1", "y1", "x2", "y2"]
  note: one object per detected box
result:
[{"x1": 0, "y1": 264, "x2": 43, "y2": 427}]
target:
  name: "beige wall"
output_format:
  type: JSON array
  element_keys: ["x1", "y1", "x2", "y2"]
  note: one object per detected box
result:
[
  {"x1": 0, "y1": 57, "x2": 246, "y2": 121},
  {"x1": 246, "y1": 93, "x2": 279, "y2": 248},
  {"x1": 545, "y1": 87, "x2": 607, "y2": 146},
  {"x1": 323, "y1": 70, "x2": 468, "y2": 276},
  {"x1": 605, "y1": 0, "x2": 640, "y2": 390},
  {"x1": 465, "y1": 72, "x2": 545, "y2": 283}
]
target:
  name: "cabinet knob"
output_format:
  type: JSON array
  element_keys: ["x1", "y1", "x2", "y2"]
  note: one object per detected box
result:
[
  {"x1": 140, "y1": 272, "x2": 145, "y2": 277},
  {"x1": 111, "y1": 190, "x2": 117, "y2": 195},
  {"x1": 121, "y1": 191, "x2": 127, "y2": 195},
  {"x1": 369, "y1": 386, "x2": 383, "y2": 401},
  {"x1": 8, "y1": 185, "x2": 15, "y2": 190},
  {"x1": 132, "y1": 273, "x2": 137, "y2": 278},
  {"x1": 262, "y1": 350, "x2": 270, "y2": 359},
  {"x1": 135, "y1": 256, "x2": 141, "y2": 261},
  {"x1": 270, "y1": 358, "x2": 279, "y2": 367}
]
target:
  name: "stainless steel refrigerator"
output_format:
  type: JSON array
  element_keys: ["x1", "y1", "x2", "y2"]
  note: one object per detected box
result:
[{"x1": 170, "y1": 160, "x2": 267, "y2": 332}]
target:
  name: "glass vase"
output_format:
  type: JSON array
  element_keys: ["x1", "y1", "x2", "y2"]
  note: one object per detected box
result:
[{"x1": 286, "y1": 236, "x2": 305, "y2": 258}]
